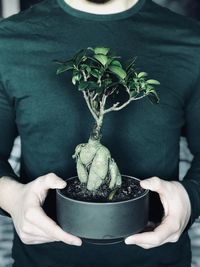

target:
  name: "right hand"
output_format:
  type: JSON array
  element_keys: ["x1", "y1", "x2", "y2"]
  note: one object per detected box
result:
[{"x1": 8, "y1": 173, "x2": 82, "y2": 246}]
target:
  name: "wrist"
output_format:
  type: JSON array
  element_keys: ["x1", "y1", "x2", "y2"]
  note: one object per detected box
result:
[
  {"x1": 0, "y1": 176, "x2": 24, "y2": 215},
  {"x1": 174, "y1": 181, "x2": 192, "y2": 227}
]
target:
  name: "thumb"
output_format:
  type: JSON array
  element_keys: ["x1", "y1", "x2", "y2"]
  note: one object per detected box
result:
[
  {"x1": 40, "y1": 173, "x2": 67, "y2": 190},
  {"x1": 140, "y1": 177, "x2": 164, "y2": 194},
  {"x1": 140, "y1": 177, "x2": 169, "y2": 216}
]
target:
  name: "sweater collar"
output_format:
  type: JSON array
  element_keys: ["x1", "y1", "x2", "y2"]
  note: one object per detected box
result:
[{"x1": 57, "y1": 0, "x2": 147, "y2": 21}]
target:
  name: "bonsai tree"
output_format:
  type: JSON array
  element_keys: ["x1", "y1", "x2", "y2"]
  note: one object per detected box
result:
[{"x1": 56, "y1": 47, "x2": 160, "y2": 199}]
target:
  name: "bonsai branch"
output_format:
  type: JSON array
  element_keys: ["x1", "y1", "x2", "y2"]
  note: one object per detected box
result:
[
  {"x1": 92, "y1": 93, "x2": 98, "y2": 101},
  {"x1": 100, "y1": 94, "x2": 107, "y2": 111},
  {"x1": 83, "y1": 91, "x2": 99, "y2": 122},
  {"x1": 103, "y1": 94, "x2": 146, "y2": 114},
  {"x1": 82, "y1": 70, "x2": 88, "y2": 81}
]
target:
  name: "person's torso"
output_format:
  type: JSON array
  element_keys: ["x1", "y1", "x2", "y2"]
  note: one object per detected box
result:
[{"x1": 0, "y1": 0, "x2": 199, "y2": 265}]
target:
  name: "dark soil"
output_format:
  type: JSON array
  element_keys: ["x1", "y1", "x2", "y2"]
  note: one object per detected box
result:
[{"x1": 60, "y1": 176, "x2": 146, "y2": 203}]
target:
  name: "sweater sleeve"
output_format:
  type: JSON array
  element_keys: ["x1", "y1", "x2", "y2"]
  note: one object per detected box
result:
[
  {"x1": 181, "y1": 70, "x2": 200, "y2": 226},
  {"x1": 0, "y1": 80, "x2": 19, "y2": 216}
]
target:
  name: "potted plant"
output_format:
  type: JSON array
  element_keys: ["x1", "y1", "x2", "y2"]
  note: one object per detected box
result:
[{"x1": 55, "y1": 47, "x2": 160, "y2": 244}]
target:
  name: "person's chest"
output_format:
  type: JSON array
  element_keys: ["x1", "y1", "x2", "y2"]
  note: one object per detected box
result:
[{"x1": 2, "y1": 17, "x2": 196, "y2": 178}]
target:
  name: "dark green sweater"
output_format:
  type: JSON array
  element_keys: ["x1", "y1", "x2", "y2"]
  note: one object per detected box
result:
[{"x1": 0, "y1": 0, "x2": 200, "y2": 266}]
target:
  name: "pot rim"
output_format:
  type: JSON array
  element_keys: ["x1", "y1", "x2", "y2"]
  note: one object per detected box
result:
[{"x1": 56, "y1": 174, "x2": 149, "y2": 205}]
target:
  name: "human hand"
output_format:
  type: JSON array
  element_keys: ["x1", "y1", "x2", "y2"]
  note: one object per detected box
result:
[
  {"x1": 125, "y1": 177, "x2": 191, "y2": 249},
  {"x1": 8, "y1": 173, "x2": 82, "y2": 246}
]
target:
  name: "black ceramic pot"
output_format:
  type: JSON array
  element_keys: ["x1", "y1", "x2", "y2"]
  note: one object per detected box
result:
[{"x1": 56, "y1": 175, "x2": 149, "y2": 245}]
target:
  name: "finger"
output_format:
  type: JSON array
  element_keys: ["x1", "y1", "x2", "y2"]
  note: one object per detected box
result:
[
  {"x1": 140, "y1": 177, "x2": 167, "y2": 194},
  {"x1": 140, "y1": 177, "x2": 169, "y2": 214},
  {"x1": 125, "y1": 216, "x2": 172, "y2": 247},
  {"x1": 33, "y1": 174, "x2": 67, "y2": 204},
  {"x1": 38, "y1": 173, "x2": 67, "y2": 191},
  {"x1": 27, "y1": 206, "x2": 82, "y2": 246}
]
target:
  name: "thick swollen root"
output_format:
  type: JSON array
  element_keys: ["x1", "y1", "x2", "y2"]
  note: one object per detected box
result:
[
  {"x1": 73, "y1": 138, "x2": 122, "y2": 192},
  {"x1": 73, "y1": 139, "x2": 101, "y2": 166},
  {"x1": 87, "y1": 146, "x2": 111, "y2": 191},
  {"x1": 109, "y1": 159, "x2": 122, "y2": 189},
  {"x1": 80, "y1": 142, "x2": 101, "y2": 165},
  {"x1": 76, "y1": 157, "x2": 88, "y2": 183}
]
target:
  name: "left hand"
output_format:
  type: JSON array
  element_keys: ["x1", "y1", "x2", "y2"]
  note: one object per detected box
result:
[{"x1": 125, "y1": 176, "x2": 191, "y2": 249}]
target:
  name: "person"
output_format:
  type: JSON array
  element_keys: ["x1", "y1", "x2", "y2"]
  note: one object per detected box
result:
[{"x1": 0, "y1": 0, "x2": 199, "y2": 266}]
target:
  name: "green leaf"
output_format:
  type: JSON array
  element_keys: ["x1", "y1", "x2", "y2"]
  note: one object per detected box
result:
[
  {"x1": 140, "y1": 82, "x2": 147, "y2": 90},
  {"x1": 56, "y1": 61, "x2": 74, "y2": 74},
  {"x1": 87, "y1": 81, "x2": 101, "y2": 91},
  {"x1": 130, "y1": 90, "x2": 138, "y2": 98},
  {"x1": 128, "y1": 80, "x2": 138, "y2": 90},
  {"x1": 146, "y1": 79, "x2": 160, "y2": 85},
  {"x1": 72, "y1": 73, "x2": 82, "y2": 85},
  {"x1": 138, "y1": 72, "x2": 148, "y2": 78},
  {"x1": 110, "y1": 60, "x2": 122, "y2": 68},
  {"x1": 147, "y1": 90, "x2": 160, "y2": 104},
  {"x1": 78, "y1": 81, "x2": 89, "y2": 91},
  {"x1": 94, "y1": 47, "x2": 110, "y2": 55},
  {"x1": 126, "y1": 68, "x2": 136, "y2": 80},
  {"x1": 108, "y1": 65, "x2": 127, "y2": 80},
  {"x1": 80, "y1": 64, "x2": 91, "y2": 75},
  {"x1": 72, "y1": 76, "x2": 77, "y2": 85},
  {"x1": 91, "y1": 69, "x2": 101, "y2": 79},
  {"x1": 87, "y1": 56, "x2": 102, "y2": 66},
  {"x1": 73, "y1": 49, "x2": 87, "y2": 65},
  {"x1": 78, "y1": 81, "x2": 100, "y2": 92},
  {"x1": 94, "y1": 54, "x2": 108, "y2": 66},
  {"x1": 125, "y1": 57, "x2": 137, "y2": 71}
]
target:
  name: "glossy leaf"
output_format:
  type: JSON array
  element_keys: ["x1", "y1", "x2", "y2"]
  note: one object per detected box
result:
[
  {"x1": 80, "y1": 64, "x2": 91, "y2": 76},
  {"x1": 56, "y1": 61, "x2": 74, "y2": 74},
  {"x1": 125, "y1": 57, "x2": 137, "y2": 71},
  {"x1": 140, "y1": 82, "x2": 147, "y2": 90},
  {"x1": 74, "y1": 49, "x2": 87, "y2": 65},
  {"x1": 108, "y1": 65, "x2": 127, "y2": 80},
  {"x1": 138, "y1": 72, "x2": 148, "y2": 78},
  {"x1": 72, "y1": 73, "x2": 82, "y2": 85},
  {"x1": 91, "y1": 69, "x2": 101, "y2": 79},
  {"x1": 94, "y1": 47, "x2": 110, "y2": 55},
  {"x1": 94, "y1": 54, "x2": 108, "y2": 66},
  {"x1": 147, "y1": 89, "x2": 160, "y2": 104},
  {"x1": 111, "y1": 60, "x2": 122, "y2": 68},
  {"x1": 130, "y1": 90, "x2": 138, "y2": 98},
  {"x1": 78, "y1": 81, "x2": 89, "y2": 91},
  {"x1": 79, "y1": 81, "x2": 101, "y2": 91},
  {"x1": 146, "y1": 79, "x2": 160, "y2": 85}
]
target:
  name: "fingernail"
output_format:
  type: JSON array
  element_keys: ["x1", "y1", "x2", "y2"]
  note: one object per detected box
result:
[
  {"x1": 72, "y1": 240, "x2": 82, "y2": 246},
  {"x1": 57, "y1": 181, "x2": 67, "y2": 188},
  {"x1": 125, "y1": 237, "x2": 134, "y2": 245},
  {"x1": 140, "y1": 180, "x2": 150, "y2": 187}
]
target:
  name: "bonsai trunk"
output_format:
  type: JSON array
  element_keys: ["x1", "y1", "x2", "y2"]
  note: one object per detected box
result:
[
  {"x1": 90, "y1": 113, "x2": 103, "y2": 141},
  {"x1": 73, "y1": 114, "x2": 122, "y2": 193}
]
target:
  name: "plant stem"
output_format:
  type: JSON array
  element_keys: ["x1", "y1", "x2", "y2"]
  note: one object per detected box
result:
[
  {"x1": 103, "y1": 95, "x2": 146, "y2": 114},
  {"x1": 91, "y1": 114, "x2": 103, "y2": 140},
  {"x1": 83, "y1": 91, "x2": 99, "y2": 122}
]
